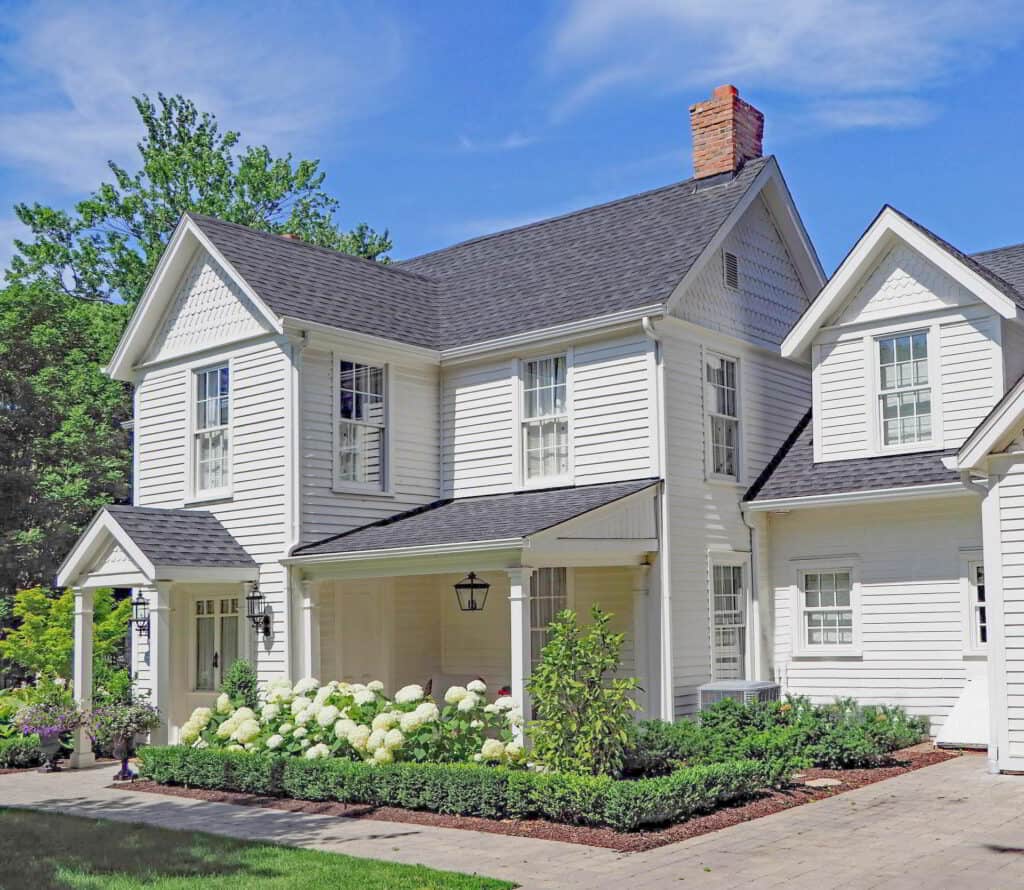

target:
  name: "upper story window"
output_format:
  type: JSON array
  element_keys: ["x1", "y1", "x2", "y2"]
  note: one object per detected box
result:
[
  {"x1": 336, "y1": 359, "x2": 387, "y2": 491},
  {"x1": 522, "y1": 355, "x2": 569, "y2": 482},
  {"x1": 706, "y1": 353, "x2": 739, "y2": 479},
  {"x1": 193, "y1": 364, "x2": 230, "y2": 496},
  {"x1": 878, "y1": 332, "x2": 931, "y2": 447}
]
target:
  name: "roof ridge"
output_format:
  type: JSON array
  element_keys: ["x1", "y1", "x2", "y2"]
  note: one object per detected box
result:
[
  {"x1": 399, "y1": 157, "x2": 772, "y2": 266},
  {"x1": 186, "y1": 213, "x2": 438, "y2": 285}
]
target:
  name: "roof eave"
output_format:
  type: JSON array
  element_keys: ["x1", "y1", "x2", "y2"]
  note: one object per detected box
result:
[{"x1": 743, "y1": 480, "x2": 970, "y2": 512}]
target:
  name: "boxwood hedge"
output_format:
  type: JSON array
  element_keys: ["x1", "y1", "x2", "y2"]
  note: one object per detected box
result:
[
  {"x1": 0, "y1": 735, "x2": 43, "y2": 769},
  {"x1": 137, "y1": 746, "x2": 772, "y2": 831}
]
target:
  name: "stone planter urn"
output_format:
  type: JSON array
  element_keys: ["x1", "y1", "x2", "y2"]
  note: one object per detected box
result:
[
  {"x1": 37, "y1": 732, "x2": 64, "y2": 773},
  {"x1": 111, "y1": 733, "x2": 139, "y2": 781}
]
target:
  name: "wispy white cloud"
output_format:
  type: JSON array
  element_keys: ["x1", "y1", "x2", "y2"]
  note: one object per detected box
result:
[
  {"x1": 458, "y1": 131, "x2": 537, "y2": 152},
  {"x1": 0, "y1": 1, "x2": 406, "y2": 192},
  {"x1": 546, "y1": 0, "x2": 1023, "y2": 128}
]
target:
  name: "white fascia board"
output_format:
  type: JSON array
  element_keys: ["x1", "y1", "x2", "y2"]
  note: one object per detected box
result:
[
  {"x1": 957, "y1": 373, "x2": 1024, "y2": 470},
  {"x1": 283, "y1": 537, "x2": 525, "y2": 565},
  {"x1": 106, "y1": 217, "x2": 284, "y2": 382},
  {"x1": 151, "y1": 565, "x2": 258, "y2": 583},
  {"x1": 56, "y1": 510, "x2": 156, "y2": 588},
  {"x1": 743, "y1": 481, "x2": 970, "y2": 512},
  {"x1": 760, "y1": 160, "x2": 828, "y2": 296},
  {"x1": 782, "y1": 207, "x2": 1019, "y2": 361},
  {"x1": 282, "y1": 317, "x2": 441, "y2": 365},
  {"x1": 438, "y1": 305, "x2": 665, "y2": 364}
]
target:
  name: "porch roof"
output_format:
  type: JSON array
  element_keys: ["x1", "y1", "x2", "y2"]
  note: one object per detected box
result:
[{"x1": 291, "y1": 478, "x2": 660, "y2": 558}]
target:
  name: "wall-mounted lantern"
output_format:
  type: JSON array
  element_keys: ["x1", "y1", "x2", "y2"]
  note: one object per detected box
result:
[
  {"x1": 454, "y1": 572, "x2": 490, "y2": 612},
  {"x1": 245, "y1": 581, "x2": 271, "y2": 637},
  {"x1": 130, "y1": 591, "x2": 150, "y2": 637}
]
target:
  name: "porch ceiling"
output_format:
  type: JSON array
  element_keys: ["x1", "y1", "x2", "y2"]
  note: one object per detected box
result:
[{"x1": 288, "y1": 478, "x2": 660, "y2": 568}]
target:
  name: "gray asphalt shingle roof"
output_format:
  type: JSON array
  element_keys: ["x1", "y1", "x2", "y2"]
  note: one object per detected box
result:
[
  {"x1": 188, "y1": 158, "x2": 770, "y2": 351},
  {"x1": 743, "y1": 413, "x2": 959, "y2": 503},
  {"x1": 292, "y1": 478, "x2": 660, "y2": 557},
  {"x1": 104, "y1": 505, "x2": 256, "y2": 567},
  {"x1": 971, "y1": 242, "x2": 1024, "y2": 299}
]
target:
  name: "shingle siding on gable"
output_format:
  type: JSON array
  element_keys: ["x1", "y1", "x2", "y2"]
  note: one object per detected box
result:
[
  {"x1": 146, "y1": 248, "x2": 269, "y2": 363},
  {"x1": 674, "y1": 194, "x2": 808, "y2": 348}
]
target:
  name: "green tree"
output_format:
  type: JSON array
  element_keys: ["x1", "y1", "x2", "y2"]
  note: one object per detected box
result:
[
  {"x1": 0, "y1": 586, "x2": 130, "y2": 679},
  {"x1": 10, "y1": 93, "x2": 391, "y2": 307},
  {"x1": 0, "y1": 92, "x2": 391, "y2": 602}
]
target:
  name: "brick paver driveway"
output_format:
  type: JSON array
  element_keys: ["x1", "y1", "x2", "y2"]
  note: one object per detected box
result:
[{"x1": 2, "y1": 753, "x2": 1022, "y2": 889}]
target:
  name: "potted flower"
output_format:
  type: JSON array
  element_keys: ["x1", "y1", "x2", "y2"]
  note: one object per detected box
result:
[
  {"x1": 89, "y1": 700, "x2": 161, "y2": 781},
  {"x1": 14, "y1": 701, "x2": 82, "y2": 772}
]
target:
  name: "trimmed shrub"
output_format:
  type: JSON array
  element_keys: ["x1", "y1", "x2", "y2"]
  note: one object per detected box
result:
[
  {"x1": 137, "y1": 745, "x2": 771, "y2": 831},
  {"x1": 220, "y1": 660, "x2": 259, "y2": 710},
  {"x1": 0, "y1": 735, "x2": 44, "y2": 768}
]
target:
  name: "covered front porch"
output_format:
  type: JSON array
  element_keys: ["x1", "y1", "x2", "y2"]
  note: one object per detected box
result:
[{"x1": 286, "y1": 478, "x2": 664, "y2": 720}]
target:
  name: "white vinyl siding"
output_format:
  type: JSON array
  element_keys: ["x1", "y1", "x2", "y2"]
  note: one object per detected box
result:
[{"x1": 941, "y1": 312, "x2": 999, "y2": 443}]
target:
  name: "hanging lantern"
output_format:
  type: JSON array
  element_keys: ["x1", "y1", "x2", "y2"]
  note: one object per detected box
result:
[
  {"x1": 245, "y1": 581, "x2": 271, "y2": 637},
  {"x1": 454, "y1": 572, "x2": 490, "y2": 612},
  {"x1": 130, "y1": 591, "x2": 150, "y2": 637}
]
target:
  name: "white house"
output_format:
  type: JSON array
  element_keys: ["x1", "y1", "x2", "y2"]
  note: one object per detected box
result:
[{"x1": 80, "y1": 83, "x2": 1024, "y2": 771}]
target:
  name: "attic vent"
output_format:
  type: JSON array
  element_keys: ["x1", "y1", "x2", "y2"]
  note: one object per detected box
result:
[{"x1": 723, "y1": 250, "x2": 740, "y2": 290}]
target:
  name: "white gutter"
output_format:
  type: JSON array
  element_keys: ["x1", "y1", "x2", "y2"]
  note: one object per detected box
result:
[
  {"x1": 282, "y1": 537, "x2": 525, "y2": 566},
  {"x1": 743, "y1": 481, "x2": 970, "y2": 512},
  {"x1": 642, "y1": 315, "x2": 674, "y2": 721}
]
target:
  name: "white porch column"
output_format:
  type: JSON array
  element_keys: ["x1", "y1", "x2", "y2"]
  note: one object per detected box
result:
[
  {"x1": 299, "y1": 579, "x2": 321, "y2": 680},
  {"x1": 148, "y1": 582, "x2": 172, "y2": 746},
  {"x1": 508, "y1": 567, "x2": 533, "y2": 736},
  {"x1": 631, "y1": 563, "x2": 652, "y2": 719},
  {"x1": 69, "y1": 587, "x2": 95, "y2": 768}
]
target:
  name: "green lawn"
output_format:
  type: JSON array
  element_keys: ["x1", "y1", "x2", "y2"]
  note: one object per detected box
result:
[{"x1": 0, "y1": 808, "x2": 515, "y2": 890}]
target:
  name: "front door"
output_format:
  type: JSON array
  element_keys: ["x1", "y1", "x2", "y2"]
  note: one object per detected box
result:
[{"x1": 193, "y1": 595, "x2": 242, "y2": 692}]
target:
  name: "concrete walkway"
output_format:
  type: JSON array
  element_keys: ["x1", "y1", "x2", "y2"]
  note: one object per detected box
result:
[{"x1": 2, "y1": 753, "x2": 1023, "y2": 889}]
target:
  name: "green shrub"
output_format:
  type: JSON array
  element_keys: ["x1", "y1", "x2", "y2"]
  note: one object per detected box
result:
[
  {"x1": 138, "y1": 745, "x2": 771, "y2": 831},
  {"x1": 220, "y1": 660, "x2": 259, "y2": 710},
  {"x1": 0, "y1": 735, "x2": 44, "y2": 768},
  {"x1": 527, "y1": 605, "x2": 640, "y2": 777}
]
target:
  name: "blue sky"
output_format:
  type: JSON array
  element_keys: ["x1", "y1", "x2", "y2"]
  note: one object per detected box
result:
[{"x1": 1, "y1": 0, "x2": 1023, "y2": 276}]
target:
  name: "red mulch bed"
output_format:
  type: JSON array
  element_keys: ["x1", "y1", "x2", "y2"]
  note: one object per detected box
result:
[{"x1": 114, "y1": 744, "x2": 966, "y2": 853}]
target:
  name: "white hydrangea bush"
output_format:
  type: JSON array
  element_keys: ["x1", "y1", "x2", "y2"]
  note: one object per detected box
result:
[{"x1": 180, "y1": 677, "x2": 524, "y2": 766}]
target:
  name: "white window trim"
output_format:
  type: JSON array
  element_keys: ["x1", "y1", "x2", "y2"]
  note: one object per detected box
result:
[
  {"x1": 960, "y1": 549, "x2": 988, "y2": 657},
  {"x1": 517, "y1": 349, "x2": 574, "y2": 490},
  {"x1": 707, "y1": 550, "x2": 753, "y2": 680},
  {"x1": 869, "y1": 325, "x2": 943, "y2": 455},
  {"x1": 186, "y1": 359, "x2": 234, "y2": 505},
  {"x1": 704, "y1": 349, "x2": 742, "y2": 484},
  {"x1": 790, "y1": 556, "x2": 862, "y2": 658},
  {"x1": 331, "y1": 351, "x2": 394, "y2": 497},
  {"x1": 189, "y1": 592, "x2": 246, "y2": 694}
]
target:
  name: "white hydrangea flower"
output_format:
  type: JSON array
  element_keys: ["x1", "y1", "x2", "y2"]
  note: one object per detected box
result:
[
  {"x1": 494, "y1": 696, "x2": 515, "y2": 711},
  {"x1": 334, "y1": 718, "x2": 357, "y2": 739},
  {"x1": 367, "y1": 728, "x2": 387, "y2": 752},
  {"x1": 444, "y1": 685, "x2": 468, "y2": 704},
  {"x1": 291, "y1": 696, "x2": 312, "y2": 715},
  {"x1": 414, "y1": 702, "x2": 440, "y2": 722},
  {"x1": 480, "y1": 738, "x2": 505, "y2": 762},
  {"x1": 347, "y1": 725, "x2": 371, "y2": 751},
  {"x1": 313, "y1": 686, "x2": 333, "y2": 706},
  {"x1": 350, "y1": 682, "x2": 367, "y2": 693},
  {"x1": 353, "y1": 689, "x2": 376, "y2": 706},
  {"x1": 469, "y1": 719, "x2": 483, "y2": 729},
  {"x1": 457, "y1": 692, "x2": 480, "y2": 713},
  {"x1": 373, "y1": 746, "x2": 394, "y2": 764},
  {"x1": 504, "y1": 741, "x2": 524, "y2": 761},
  {"x1": 216, "y1": 718, "x2": 238, "y2": 739},
  {"x1": 483, "y1": 703, "x2": 499, "y2": 715},
  {"x1": 293, "y1": 726, "x2": 308, "y2": 739},
  {"x1": 316, "y1": 705, "x2": 340, "y2": 728},
  {"x1": 394, "y1": 684, "x2": 423, "y2": 704},
  {"x1": 194, "y1": 739, "x2": 209, "y2": 750},
  {"x1": 367, "y1": 680, "x2": 384, "y2": 692},
  {"x1": 294, "y1": 707, "x2": 314, "y2": 726},
  {"x1": 300, "y1": 738, "x2": 311, "y2": 748},
  {"x1": 279, "y1": 722, "x2": 294, "y2": 735},
  {"x1": 179, "y1": 722, "x2": 200, "y2": 745},
  {"x1": 305, "y1": 743, "x2": 330, "y2": 760},
  {"x1": 399, "y1": 711, "x2": 423, "y2": 733},
  {"x1": 265, "y1": 679, "x2": 293, "y2": 704},
  {"x1": 467, "y1": 679, "x2": 487, "y2": 695},
  {"x1": 191, "y1": 707, "x2": 213, "y2": 727},
  {"x1": 265, "y1": 734, "x2": 284, "y2": 750},
  {"x1": 216, "y1": 693, "x2": 232, "y2": 714},
  {"x1": 472, "y1": 753, "x2": 483, "y2": 763},
  {"x1": 506, "y1": 708, "x2": 524, "y2": 727},
  {"x1": 226, "y1": 743, "x2": 244, "y2": 752},
  {"x1": 384, "y1": 728, "x2": 404, "y2": 750},
  {"x1": 371, "y1": 712, "x2": 398, "y2": 732},
  {"x1": 261, "y1": 703, "x2": 281, "y2": 722},
  {"x1": 293, "y1": 677, "x2": 320, "y2": 696},
  {"x1": 232, "y1": 719, "x2": 261, "y2": 744}
]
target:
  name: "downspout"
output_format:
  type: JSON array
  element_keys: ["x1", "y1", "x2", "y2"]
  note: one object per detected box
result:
[
  {"x1": 960, "y1": 469, "x2": 988, "y2": 498},
  {"x1": 642, "y1": 316, "x2": 675, "y2": 720}
]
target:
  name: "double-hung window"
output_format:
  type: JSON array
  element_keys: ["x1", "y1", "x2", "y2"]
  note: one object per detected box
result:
[
  {"x1": 711, "y1": 562, "x2": 747, "y2": 680},
  {"x1": 193, "y1": 364, "x2": 230, "y2": 496},
  {"x1": 194, "y1": 596, "x2": 241, "y2": 692},
  {"x1": 800, "y1": 570, "x2": 854, "y2": 648},
  {"x1": 530, "y1": 568, "x2": 568, "y2": 671},
  {"x1": 336, "y1": 359, "x2": 386, "y2": 491},
  {"x1": 706, "y1": 353, "x2": 739, "y2": 479},
  {"x1": 878, "y1": 332, "x2": 931, "y2": 447},
  {"x1": 968, "y1": 562, "x2": 988, "y2": 650},
  {"x1": 522, "y1": 355, "x2": 569, "y2": 482}
]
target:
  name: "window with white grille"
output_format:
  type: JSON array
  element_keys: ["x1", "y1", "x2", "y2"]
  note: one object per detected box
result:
[
  {"x1": 336, "y1": 359, "x2": 386, "y2": 490},
  {"x1": 193, "y1": 364, "x2": 230, "y2": 496},
  {"x1": 522, "y1": 355, "x2": 569, "y2": 481},
  {"x1": 530, "y1": 568, "x2": 568, "y2": 670},
  {"x1": 969, "y1": 562, "x2": 987, "y2": 650},
  {"x1": 878, "y1": 332, "x2": 931, "y2": 447},
  {"x1": 712, "y1": 563, "x2": 747, "y2": 679},
  {"x1": 706, "y1": 353, "x2": 739, "y2": 479},
  {"x1": 194, "y1": 596, "x2": 241, "y2": 691},
  {"x1": 801, "y1": 570, "x2": 854, "y2": 647}
]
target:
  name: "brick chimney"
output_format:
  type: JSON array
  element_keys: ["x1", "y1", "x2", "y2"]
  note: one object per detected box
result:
[{"x1": 689, "y1": 85, "x2": 764, "y2": 179}]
